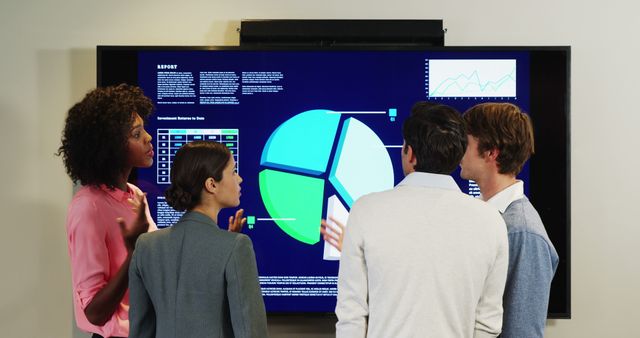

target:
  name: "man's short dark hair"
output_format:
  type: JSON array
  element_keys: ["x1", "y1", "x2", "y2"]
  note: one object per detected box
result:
[
  {"x1": 402, "y1": 102, "x2": 467, "y2": 174},
  {"x1": 463, "y1": 103, "x2": 534, "y2": 176}
]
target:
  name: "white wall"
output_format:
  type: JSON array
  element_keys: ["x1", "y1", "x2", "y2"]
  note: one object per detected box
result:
[{"x1": 1, "y1": 0, "x2": 638, "y2": 337}]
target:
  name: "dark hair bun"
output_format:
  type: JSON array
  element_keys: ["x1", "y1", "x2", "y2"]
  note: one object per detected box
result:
[
  {"x1": 164, "y1": 141, "x2": 232, "y2": 212},
  {"x1": 164, "y1": 185, "x2": 194, "y2": 211}
]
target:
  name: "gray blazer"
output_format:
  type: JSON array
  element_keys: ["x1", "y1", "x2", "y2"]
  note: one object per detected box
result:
[{"x1": 129, "y1": 211, "x2": 268, "y2": 338}]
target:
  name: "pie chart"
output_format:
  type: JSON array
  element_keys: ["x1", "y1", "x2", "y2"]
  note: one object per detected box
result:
[{"x1": 259, "y1": 109, "x2": 394, "y2": 246}]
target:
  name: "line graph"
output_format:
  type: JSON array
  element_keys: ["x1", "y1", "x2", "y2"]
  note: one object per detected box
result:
[{"x1": 427, "y1": 59, "x2": 517, "y2": 98}]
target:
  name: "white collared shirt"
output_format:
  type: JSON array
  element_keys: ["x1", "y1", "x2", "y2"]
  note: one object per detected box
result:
[
  {"x1": 397, "y1": 171, "x2": 461, "y2": 192},
  {"x1": 484, "y1": 180, "x2": 525, "y2": 214}
]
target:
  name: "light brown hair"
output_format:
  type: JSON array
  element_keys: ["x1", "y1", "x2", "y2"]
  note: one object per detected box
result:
[{"x1": 463, "y1": 103, "x2": 534, "y2": 175}]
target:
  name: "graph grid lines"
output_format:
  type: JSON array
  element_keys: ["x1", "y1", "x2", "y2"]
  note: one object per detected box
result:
[{"x1": 427, "y1": 59, "x2": 517, "y2": 98}]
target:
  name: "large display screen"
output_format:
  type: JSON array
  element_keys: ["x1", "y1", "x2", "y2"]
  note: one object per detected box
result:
[{"x1": 98, "y1": 46, "x2": 570, "y2": 317}]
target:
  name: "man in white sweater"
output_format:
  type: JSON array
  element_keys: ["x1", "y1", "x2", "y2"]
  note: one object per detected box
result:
[{"x1": 336, "y1": 102, "x2": 509, "y2": 338}]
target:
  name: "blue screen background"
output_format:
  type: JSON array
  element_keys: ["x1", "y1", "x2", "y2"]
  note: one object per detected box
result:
[{"x1": 135, "y1": 50, "x2": 531, "y2": 312}]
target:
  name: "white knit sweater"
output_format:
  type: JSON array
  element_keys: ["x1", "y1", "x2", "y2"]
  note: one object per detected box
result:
[{"x1": 336, "y1": 172, "x2": 509, "y2": 338}]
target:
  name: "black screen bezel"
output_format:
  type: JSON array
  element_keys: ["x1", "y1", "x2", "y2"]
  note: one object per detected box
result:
[{"x1": 97, "y1": 45, "x2": 571, "y2": 319}]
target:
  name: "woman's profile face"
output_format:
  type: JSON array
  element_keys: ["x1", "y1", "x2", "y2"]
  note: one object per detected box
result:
[
  {"x1": 214, "y1": 156, "x2": 242, "y2": 208},
  {"x1": 126, "y1": 113, "x2": 154, "y2": 169}
]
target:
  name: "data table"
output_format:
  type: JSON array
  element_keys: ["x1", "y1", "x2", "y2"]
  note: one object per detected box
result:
[{"x1": 156, "y1": 128, "x2": 239, "y2": 184}]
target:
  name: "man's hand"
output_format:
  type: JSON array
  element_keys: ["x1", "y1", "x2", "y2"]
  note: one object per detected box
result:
[
  {"x1": 321, "y1": 217, "x2": 345, "y2": 252},
  {"x1": 228, "y1": 208, "x2": 247, "y2": 233},
  {"x1": 117, "y1": 192, "x2": 149, "y2": 252}
]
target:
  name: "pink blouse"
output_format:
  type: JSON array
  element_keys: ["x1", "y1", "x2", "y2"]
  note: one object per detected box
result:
[{"x1": 66, "y1": 183, "x2": 156, "y2": 337}]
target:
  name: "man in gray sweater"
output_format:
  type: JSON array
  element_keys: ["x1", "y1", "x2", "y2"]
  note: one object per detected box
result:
[{"x1": 460, "y1": 103, "x2": 559, "y2": 338}]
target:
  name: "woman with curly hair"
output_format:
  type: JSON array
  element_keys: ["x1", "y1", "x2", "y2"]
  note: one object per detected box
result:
[
  {"x1": 128, "y1": 141, "x2": 267, "y2": 338},
  {"x1": 58, "y1": 84, "x2": 158, "y2": 338}
]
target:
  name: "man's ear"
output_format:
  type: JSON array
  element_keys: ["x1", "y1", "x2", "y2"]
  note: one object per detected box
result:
[
  {"x1": 409, "y1": 146, "x2": 418, "y2": 167},
  {"x1": 486, "y1": 148, "x2": 500, "y2": 162},
  {"x1": 405, "y1": 144, "x2": 418, "y2": 167}
]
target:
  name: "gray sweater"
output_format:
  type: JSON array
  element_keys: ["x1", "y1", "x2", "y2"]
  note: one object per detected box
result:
[{"x1": 501, "y1": 197, "x2": 559, "y2": 338}]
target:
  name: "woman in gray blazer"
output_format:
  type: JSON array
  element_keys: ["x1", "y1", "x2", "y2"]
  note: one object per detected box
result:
[{"x1": 128, "y1": 141, "x2": 268, "y2": 338}]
